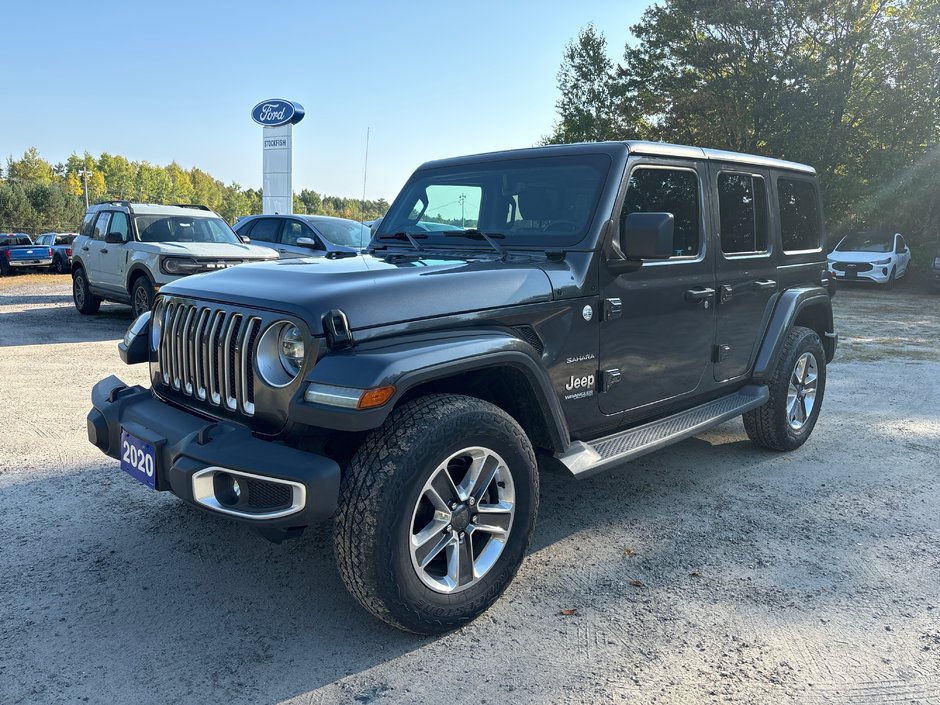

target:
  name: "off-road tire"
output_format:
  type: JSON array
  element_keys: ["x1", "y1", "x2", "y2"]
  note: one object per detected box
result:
[
  {"x1": 72, "y1": 267, "x2": 101, "y2": 315},
  {"x1": 744, "y1": 326, "x2": 826, "y2": 451},
  {"x1": 131, "y1": 276, "x2": 155, "y2": 318},
  {"x1": 334, "y1": 394, "x2": 538, "y2": 634}
]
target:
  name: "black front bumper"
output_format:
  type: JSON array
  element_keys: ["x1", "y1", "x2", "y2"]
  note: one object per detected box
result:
[{"x1": 87, "y1": 375, "x2": 340, "y2": 539}]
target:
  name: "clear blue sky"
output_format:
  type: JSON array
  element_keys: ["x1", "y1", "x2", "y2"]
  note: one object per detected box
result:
[{"x1": 2, "y1": 0, "x2": 647, "y2": 201}]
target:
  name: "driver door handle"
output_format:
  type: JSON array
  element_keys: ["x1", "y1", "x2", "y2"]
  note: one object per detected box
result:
[{"x1": 754, "y1": 279, "x2": 777, "y2": 291}]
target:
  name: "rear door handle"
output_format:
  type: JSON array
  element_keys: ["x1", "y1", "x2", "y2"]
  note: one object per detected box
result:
[
  {"x1": 754, "y1": 279, "x2": 777, "y2": 291},
  {"x1": 81, "y1": 246, "x2": 90, "y2": 251},
  {"x1": 101, "y1": 248, "x2": 109, "y2": 254}
]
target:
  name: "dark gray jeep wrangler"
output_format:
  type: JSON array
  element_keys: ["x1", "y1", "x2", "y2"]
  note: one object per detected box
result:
[{"x1": 88, "y1": 141, "x2": 837, "y2": 634}]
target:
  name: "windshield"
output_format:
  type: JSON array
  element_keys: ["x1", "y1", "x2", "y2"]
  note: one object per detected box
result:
[
  {"x1": 307, "y1": 218, "x2": 371, "y2": 248},
  {"x1": 135, "y1": 216, "x2": 240, "y2": 244},
  {"x1": 838, "y1": 232, "x2": 892, "y2": 252},
  {"x1": 376, "y1": 154, "x2": 611, "y2": 247}
]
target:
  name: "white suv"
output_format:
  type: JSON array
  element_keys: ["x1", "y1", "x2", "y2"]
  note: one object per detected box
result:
[{"x1": 71, "y1": 202, "x2": 278, "y2": 317}]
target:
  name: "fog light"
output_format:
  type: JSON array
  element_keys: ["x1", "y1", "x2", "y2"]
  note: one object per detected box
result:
[
  {"x1": 882, "y1": 267, "x2": 888, "y2": 275},
  {"x1": 213, "y1": 472, "x2": 242, "y2": 506}
]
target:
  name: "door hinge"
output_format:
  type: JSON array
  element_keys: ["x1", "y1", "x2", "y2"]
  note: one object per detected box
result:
[
  {"x1": 601, "y1": 369, "x2": 622, "y2": 392},
  {"x1": 603, "y1": 298, "x2": 622, "y2": 321},
  {"x1": 714, "y1": 344, "x2": 731, "y2": 362}
]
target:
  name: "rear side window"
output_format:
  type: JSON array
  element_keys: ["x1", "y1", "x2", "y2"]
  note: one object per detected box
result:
[
  {"x1": 718, "y1": 173, "x2": 768, "y2": 254},
  {"x1": 778, "y1": 178, "x2": 821, "y2": 252},
  {"x1": 247, "y1": 219, "x2": 281, "y2": 243},
  {"x1": 623, "y1": 167, "x2": 700, "y2": 258},
  {"x1": 80, "y1": 213, "x2": 96, "y2": 238},
  {"x1": 92, "y1": 213, "x2": 111, "y2": 240}
]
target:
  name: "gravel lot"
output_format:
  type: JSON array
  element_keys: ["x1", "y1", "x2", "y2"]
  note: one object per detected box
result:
[{"x1": 1, "y1": 274, "x2": 938, "y2": 705}]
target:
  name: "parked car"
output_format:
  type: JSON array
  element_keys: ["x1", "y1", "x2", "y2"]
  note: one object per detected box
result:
[
  {"x1": 35, "y1": 232, "x2": 78, "y2": 274},
  {"x1": 0, "y1": 233, "x2": 53, "y2": 275},
  {"x1": 89, "y1": 141, "x2": 836, "y2": 634},
  {"x1": 827, "y1": 230, "x2": 912, "y2": 286},
  {"x1": 71, "y1": 202, "x2": 278, "y2": 317},
  {"x1": 234, "y1": 215, "x2": 371, "y2": 258}
]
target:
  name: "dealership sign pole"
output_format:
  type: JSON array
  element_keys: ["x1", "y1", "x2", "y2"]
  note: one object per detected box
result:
[{"x1": 250, "y1": 99, "x2": 305, "y2": 215}]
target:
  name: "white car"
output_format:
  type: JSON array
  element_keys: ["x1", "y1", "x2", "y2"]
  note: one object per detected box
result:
[
  {"x1": 827, "y1": 231, "x2": 912, "y2": 287},
  {"x1": 71, "y1": 202, "x2": 278, "y2": 317}
]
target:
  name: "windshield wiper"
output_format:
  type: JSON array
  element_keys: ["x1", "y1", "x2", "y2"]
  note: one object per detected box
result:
[
  {"x1": 441, "y1": 229, "x2": 507, "y2": 257},
  {"x1": 376, "y1": 231, "x2": 428, "y2": 251}
]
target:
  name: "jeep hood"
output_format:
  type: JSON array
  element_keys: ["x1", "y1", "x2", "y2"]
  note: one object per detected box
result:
[{"x1": 159, "y1": 254, "x2": 554, "y2": 330}]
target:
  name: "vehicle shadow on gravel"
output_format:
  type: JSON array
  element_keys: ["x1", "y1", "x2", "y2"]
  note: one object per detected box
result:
[{"x1": 0, "y1": 305, "x2": 131, "y2": 347}]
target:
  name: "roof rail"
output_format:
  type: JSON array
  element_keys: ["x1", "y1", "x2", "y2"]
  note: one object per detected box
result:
[
  {"x1": 171, "y1": 204, "x2": 213, "y2": 211},
  {"x1": 94, "y1": 199, "x2": 132, "y2": 207}
]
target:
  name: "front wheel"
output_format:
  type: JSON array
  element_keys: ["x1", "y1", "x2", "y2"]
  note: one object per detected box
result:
[
  {"x1": 131, "y1": 276, "x2": 154, "y2": 318},
  {"x1": 334, "y1": 394, "x2": 538, "y2": 634},
  {"x1": 744, "y1": 326, "x2": 826, "y2": 451}
]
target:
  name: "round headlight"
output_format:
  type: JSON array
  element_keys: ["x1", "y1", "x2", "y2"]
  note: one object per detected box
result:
[
  {"x1": 278, "y1": 324, "x2": 305, "y2": 375},
  {"x1": 257, "y1": 322, "x2": 306, "y2": 387}
]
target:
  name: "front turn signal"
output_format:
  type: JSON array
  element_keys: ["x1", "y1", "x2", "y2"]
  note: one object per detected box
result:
[{"x1": 357, "y1": 386, "x2": 396, "y2": 409}]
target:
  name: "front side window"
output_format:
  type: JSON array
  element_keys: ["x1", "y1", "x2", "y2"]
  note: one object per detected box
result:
[
  {"x1": 376, "y1": 154, "x2": 611, "y2": 247},
  {"x1": 779, "y1": 178, "x2": 821, "y2": 252},
  {"x1": 92, "y1": 213, "x2": 111, "y2": 240},
  {"x1": 110, "y1": 212, "x2": 129, "y2": 240},
  {"x1": 308, "y1": 219, "x2": 371, "y2": 248},
  {"x1": 282, "y1": 220, "x2": 317, "y2": 247},
  {"x1": 622, "y1": 167, "x2": 701, "y2": 258},
  {"x1": 718, "y1": 173, "x2": 768, "y2": 254},
  {"x1": 134, "y1": 216, "x2": 240, "y2": 244}
]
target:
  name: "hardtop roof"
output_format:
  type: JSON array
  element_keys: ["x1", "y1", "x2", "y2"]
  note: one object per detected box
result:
[{"x1": 418, "y1": 140, "x2": 815, "y2": 175}]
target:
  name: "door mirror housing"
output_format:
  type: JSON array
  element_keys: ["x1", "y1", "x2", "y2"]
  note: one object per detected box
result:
[
  {"x1": 104, "y1": 232, "x2": 126, "y2": 244},
  {"x1": 295, "y1": 237, "x2": 322, "y2": 250},
  {"x1": 237, "y1": 234, "x2": 251, "y2": 244},
  {"x1": 621, "y1": 212, "x2": 675, "y2": 260}
]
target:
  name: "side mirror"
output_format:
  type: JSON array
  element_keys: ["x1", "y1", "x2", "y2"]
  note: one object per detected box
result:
[
  {"x1": 296, "y1": 237, "x2": 322, "y2": 249},
  {"x1": 622, "y1": 212, "x2": 674, "y2": 260},
  {"x1": 104, "y1": 232, "x2": 126, "y2": 244},
  {"x1": 237, "y1": 234, "x2": 251, "y2": 244}
]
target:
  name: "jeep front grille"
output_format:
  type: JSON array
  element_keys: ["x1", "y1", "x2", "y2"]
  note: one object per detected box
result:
[{"x1": 155, "y1": 300, "x2": 261, "y2": 416}]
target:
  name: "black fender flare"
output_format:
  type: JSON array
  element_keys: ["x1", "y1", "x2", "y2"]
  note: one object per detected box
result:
[
  {"x1": 126, "y1": 263, "x2": 154, "y2": 291},
  {"x1": 752, "y1": 286, "x2": 836, "y2": 381},
  {"x1": 288, "y1": 330, "x2": 571, "y2": 450},
  {"x1": 70, "y1": 255, "x2": 87, "y2": 274}
]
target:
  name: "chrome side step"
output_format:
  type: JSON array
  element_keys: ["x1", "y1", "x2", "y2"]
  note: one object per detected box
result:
[{"x1": 557, "y1": 385, "x2": 769, "y2": 479}]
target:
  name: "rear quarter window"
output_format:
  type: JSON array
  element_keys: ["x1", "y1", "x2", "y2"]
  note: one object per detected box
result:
[{"x1": 778, "y1": 178, "x2": 822, "y2": 252}]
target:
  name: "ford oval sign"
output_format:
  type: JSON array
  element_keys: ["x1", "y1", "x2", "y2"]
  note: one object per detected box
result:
[{"x1": 251, "y1": 99, "x2": 305, "y2": 127}]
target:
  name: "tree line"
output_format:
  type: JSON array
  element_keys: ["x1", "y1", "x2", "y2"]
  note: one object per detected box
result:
[
  {"x1": 0, "y1": 148, "x2": 390, "y2": 235},
  {"x1": 546, "y1": 0, "x2": 940, "y2": 257}
]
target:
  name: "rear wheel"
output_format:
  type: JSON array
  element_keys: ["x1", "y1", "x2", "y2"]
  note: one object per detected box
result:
[
  {"x1": 53, "y1": 255, "x2": 68, "y2": 274},
  {"x1": 334, "y1": 394, "x2": 538, "y2": 634},
  {"x1": 744, "y1": 326, "x2": 826, "y2": 451},
  {"x1": 0, "y1": 258, "x2": 9, "y2": 276},
  {"x1": 72, "y1": 267, "x2": 101, "y2": 315}
]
